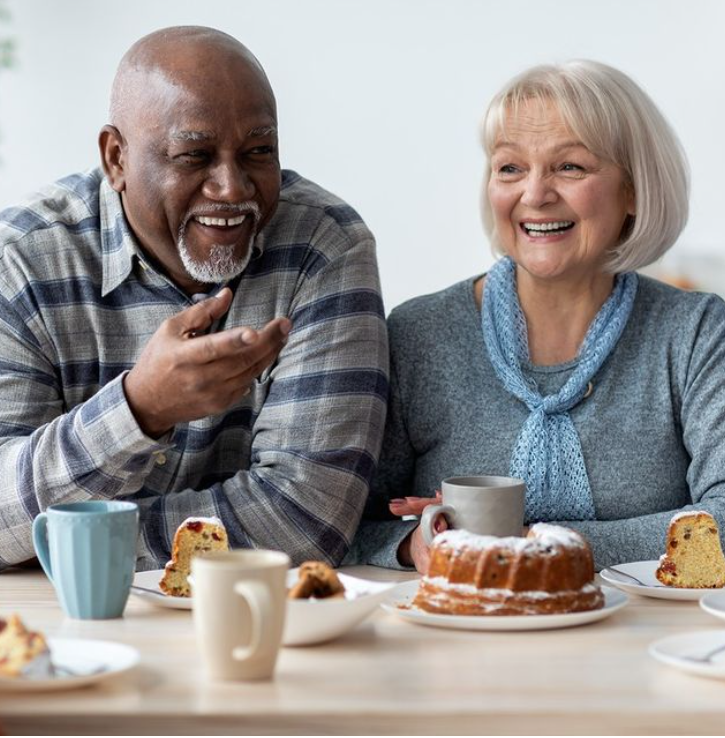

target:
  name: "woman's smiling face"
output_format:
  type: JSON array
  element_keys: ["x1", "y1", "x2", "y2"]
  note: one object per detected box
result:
[{"x1": 488, "y1": 99, "x2": 635, "y2": 285}]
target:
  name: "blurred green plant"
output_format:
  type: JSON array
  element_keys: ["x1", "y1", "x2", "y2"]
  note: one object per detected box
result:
[
  {"x1": 0, "y1": 1, "x2": 14, "y2": 70},
  {"x1": 0, "y1": 0, "x2": 14, "y2": 166}
]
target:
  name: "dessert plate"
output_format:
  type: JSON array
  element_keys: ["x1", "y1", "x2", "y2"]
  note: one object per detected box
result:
[
  {"x1": 131, "y1": 569, "x2": 191, "y2": 610},
  {"x1": 649, "y1": 630, "x2": 725, "y2": 680},
  {"x1": 599, "y1": 560, "x2": 724, "y2": 601},
  {"x1": 381, "y1": 581, "x2": 627, "y2": 631},
  {"x1": 700, "y1": 590, "x2": 725, "y2": 621},
  {"x1": 0, "y1": 638, "x2": 139, "y2": 691},
  {"x1": 284, "y1": 572, "x2": 399, "y2": 646}
]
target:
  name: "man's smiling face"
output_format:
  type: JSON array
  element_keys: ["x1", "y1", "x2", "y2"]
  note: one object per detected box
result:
[{"x1": 103, "y1": 35, "x2": 281, "y2": 293}]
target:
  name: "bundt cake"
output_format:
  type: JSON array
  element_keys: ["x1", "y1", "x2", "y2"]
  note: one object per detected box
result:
[
  {"x1": 413, "y1": 524, "x2": 604, "y2": 616},
  {"x1": 0, "y1": 614, "x2": 53, "y2": 678},
  {"x1": 655, "y1": 511, "x2": 725, "y2": 588},
  {"x1": 159, "y1": 516, "x2": 229, "y2": 597},
  {"x1": 288, "y1": 561, "x2": 345, "y2": 600}
]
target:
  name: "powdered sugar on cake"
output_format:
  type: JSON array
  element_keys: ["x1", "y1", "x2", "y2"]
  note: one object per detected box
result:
[{"x1": 180, "y1": 516, "x2": 224, "y2": 527}]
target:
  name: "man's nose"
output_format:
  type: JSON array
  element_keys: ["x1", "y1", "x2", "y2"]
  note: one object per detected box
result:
[
  {"x1": 203, "y1": 160, "x2": 255, "y2": 202},
  {"x1": 520, "y1": 173, "x2": 557, "y2": 208}
]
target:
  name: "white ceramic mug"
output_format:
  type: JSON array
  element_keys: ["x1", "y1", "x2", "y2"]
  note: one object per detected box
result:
[
  {"x1": 421, "y1": 475, "x2": 526, "y2": 545},
  {"x1": 191, "y1": 550, "x2": 290, "y2": 681}
]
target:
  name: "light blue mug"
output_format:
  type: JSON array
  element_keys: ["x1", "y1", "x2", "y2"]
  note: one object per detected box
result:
[{"x1": 32, "y1": 501, "x2": 139, "y2": 619}]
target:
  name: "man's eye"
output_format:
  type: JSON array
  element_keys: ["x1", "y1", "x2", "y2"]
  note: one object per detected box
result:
[
  {"x1": 175, "y1": 151, "x2": 209, "y2": 163},
  {"x1": 247, "y1": 145, "x2": 276, "y2": 157}
]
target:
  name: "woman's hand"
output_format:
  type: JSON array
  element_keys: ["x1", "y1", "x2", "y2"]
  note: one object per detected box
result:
[
  {"x1": 390, "y1": 492, "x2": 445, "y2": 573},
  {"x1": 388, "y1": 491, "x2": 442, "y2": 517}
]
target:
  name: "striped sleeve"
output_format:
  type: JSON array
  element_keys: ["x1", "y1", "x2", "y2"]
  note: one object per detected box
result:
[{"x1": 0, "y1": 293, "x2": 170, "y2": 567}]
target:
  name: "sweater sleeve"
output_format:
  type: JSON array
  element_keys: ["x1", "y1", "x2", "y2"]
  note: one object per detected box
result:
[{"x1": 554, "y1": 294, "x2": 725, "y2": 570}]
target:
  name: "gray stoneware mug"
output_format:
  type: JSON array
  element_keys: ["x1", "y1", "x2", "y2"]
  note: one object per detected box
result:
[{"x1": 421, "y1": 476, "x2": 526, "y2": 545}]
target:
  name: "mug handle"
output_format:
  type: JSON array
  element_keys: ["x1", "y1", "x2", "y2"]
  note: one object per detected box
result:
[
  {"x1": 231, "y1": 581, "x2": 272, "y2": 662},
  {"x1": 32, "y1": 513, "x2": 54, "y2": 584},
  {"x1": 421, "y1": 503, "x2": 455, "y2": 545}
]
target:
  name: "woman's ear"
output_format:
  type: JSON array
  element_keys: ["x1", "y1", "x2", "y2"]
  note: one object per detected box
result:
[
  {"x1": 625, "y1": 182, "x2": 636, "y2": 217},
  {"x1": 98, "y1": 125, "x2": 127, "y2": 192}
]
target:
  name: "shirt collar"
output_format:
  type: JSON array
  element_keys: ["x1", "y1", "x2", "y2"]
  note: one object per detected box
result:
[{"x1": 99, "y1": 176, "x2": 144, "y2": 297}]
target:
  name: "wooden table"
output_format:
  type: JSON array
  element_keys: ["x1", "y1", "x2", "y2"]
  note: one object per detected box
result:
[{"x1": 1, "y1": 566, "x2": 725, "y2": 735}]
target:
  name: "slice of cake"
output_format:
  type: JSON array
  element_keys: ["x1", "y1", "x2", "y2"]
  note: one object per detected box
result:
[
  {"x1": 287, "y1": 561, "x2": 345, "y2": 600},
  {"x1": 0, "y1": 615, "x2": 53, "y2": 678},
  {"x1": 159, "y1": 517, "x2": 229, "y2": 597},
  {"x1": 655, "y1": 511, "x2": 725, "y2": 588}
]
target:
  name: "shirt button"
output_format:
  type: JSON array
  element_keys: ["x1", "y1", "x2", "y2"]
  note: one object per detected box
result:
[{"x1": 153, "y1": 452, "x2": 167, "y2": 466}]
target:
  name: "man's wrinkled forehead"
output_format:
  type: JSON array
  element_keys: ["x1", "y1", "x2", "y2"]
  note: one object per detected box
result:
[{"x1": 170, "y1": 126, "x2": 278, "y2": 142}]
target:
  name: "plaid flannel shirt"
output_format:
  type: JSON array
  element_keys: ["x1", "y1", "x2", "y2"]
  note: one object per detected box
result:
[{"x1": 0, "y1": 168, "x2": 388, "y2": 571}]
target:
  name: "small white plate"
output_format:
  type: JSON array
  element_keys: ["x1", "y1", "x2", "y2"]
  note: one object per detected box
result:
[
  {"x1": 649, "y1": 630, "x2": 725, "y2": 679},
  {"x1": 284, "y1": 571, "x2": 398, "y2": 646},
  {"x1": 381, "y1": 581, "x2": 627, "y2": 631},
  {"x1": 600, "y1": 561, "x2": 724, "y2": 601},
  {"x1": 700, "y1": 590, "x2": 725, "y2": 621},
  {"x1": 0, "y1": 638, "x2": 139, "y2": 691},
  {"x1": 131, "y1": 569, "x2": 191, "y2": 609}
]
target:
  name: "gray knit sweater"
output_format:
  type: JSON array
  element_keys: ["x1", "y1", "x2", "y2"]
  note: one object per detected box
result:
[{"x1": 347, "y1": 274, "x2": 725, "y2": 570}]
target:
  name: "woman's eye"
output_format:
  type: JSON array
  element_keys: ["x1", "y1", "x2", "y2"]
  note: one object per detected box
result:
[
  {"x1": 497, "y1": 164, "x2": 520, "y2": 175},
  {"x1": 560, "y1": 162, "x2": 585, "y2": 173}
]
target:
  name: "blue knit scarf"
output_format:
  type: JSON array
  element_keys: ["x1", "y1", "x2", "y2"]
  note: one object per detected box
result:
[{"x1": 482, "y1": 257, "x2": 638, "y2": 522}]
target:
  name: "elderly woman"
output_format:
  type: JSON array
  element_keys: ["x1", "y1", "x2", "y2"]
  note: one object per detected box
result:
[{"x1": 349, "y1": 59, "x2": 725, "y2": 573}]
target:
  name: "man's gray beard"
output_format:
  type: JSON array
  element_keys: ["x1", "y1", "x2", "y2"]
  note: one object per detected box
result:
[{"x1": 177, "y1": 233, "x2": 255, "y2": 284}]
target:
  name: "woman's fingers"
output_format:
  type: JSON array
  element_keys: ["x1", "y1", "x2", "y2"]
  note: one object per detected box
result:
[{"x1": 389, "y1": 493, "x2": 443, "y2": 517}]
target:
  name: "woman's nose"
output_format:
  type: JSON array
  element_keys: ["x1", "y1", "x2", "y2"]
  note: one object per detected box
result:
[
  {"x1": 520, "y1": 173, "x2": 557, "y2": 208},
  {"x1": 203, "y1": 161, "x2": 255, "y2": 203}
]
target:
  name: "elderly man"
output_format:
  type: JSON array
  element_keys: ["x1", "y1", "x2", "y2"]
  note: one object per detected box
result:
[{"x1": 0, "y1": 26, "x2": 387, "y2": 570}]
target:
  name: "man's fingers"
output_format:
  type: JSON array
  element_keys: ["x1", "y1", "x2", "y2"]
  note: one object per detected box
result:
[
  {"x1": 173, "y1": 288, "x2": 234, "y2": 336},
  {"x1": 185, "y1": 317, "x2": 291, "y2": 365}
]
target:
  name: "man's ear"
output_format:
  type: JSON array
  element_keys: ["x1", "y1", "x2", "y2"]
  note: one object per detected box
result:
[{"x1": 99, "y1": 125, "x2": 127, "y2": 192}]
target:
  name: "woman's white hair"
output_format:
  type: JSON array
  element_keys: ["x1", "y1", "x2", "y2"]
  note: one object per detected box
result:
[{"x1": 480, "y1": 60, "x2": 690, "y2": 273}]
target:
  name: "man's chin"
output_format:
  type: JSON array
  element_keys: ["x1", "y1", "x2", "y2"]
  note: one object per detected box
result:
[{"x1": 178, "y1": 241, "x2": 254, "y2": 284}]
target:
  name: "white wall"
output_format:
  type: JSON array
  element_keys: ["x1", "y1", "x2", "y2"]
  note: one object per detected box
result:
[{"x1": 1, "y1": 0, "x2": 724, "y2": 310}]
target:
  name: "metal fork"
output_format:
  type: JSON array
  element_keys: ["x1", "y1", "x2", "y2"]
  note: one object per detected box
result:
[
  {"x1": 681, "y1": 642, "x2": 725, "y2": 664},
  {"x1": 604, "y1": 566, "x2": 666, "y2": 588},
  {"x1": 130, "y1": 583, "x2": 166, "y2": 597},
  {"x1": 53, "y1": 663, "x2": 107, "y2": 678}
]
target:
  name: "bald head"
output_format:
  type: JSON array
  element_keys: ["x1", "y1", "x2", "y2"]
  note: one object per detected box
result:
[{"x1": 109, "y1": 26, "x2": 275, "y2": 130}]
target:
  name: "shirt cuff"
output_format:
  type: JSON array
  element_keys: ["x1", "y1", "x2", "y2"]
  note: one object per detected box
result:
[{"x1": 77, "y1": 371, "x2": 174, "y2": 464}]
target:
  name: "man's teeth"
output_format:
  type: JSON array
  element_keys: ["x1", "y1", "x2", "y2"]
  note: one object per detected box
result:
[
  {"x1": 522, "y1": 220, "x2": 574, "y2": 236},
  {"x1": 195, "y1": 214, "x2": 247, "y2": 227}
]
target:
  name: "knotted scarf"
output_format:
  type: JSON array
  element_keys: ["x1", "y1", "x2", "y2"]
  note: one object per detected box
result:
[{"x1": 482, "y1": 256, "x2": 638, "y2": 521}]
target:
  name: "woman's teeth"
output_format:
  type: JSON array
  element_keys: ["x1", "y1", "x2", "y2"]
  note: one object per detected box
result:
[
  {"x1": 522, "y1": 220, "x2": 574, "y2": 237},
  {"x1": 195, "y1": 214, "x2": 247, "y2": 227}
]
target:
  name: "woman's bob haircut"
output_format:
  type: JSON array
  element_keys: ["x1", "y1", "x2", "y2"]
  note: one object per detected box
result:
[{"x1": 481, "y1": 60, "x2": 689, "y2": 273}]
